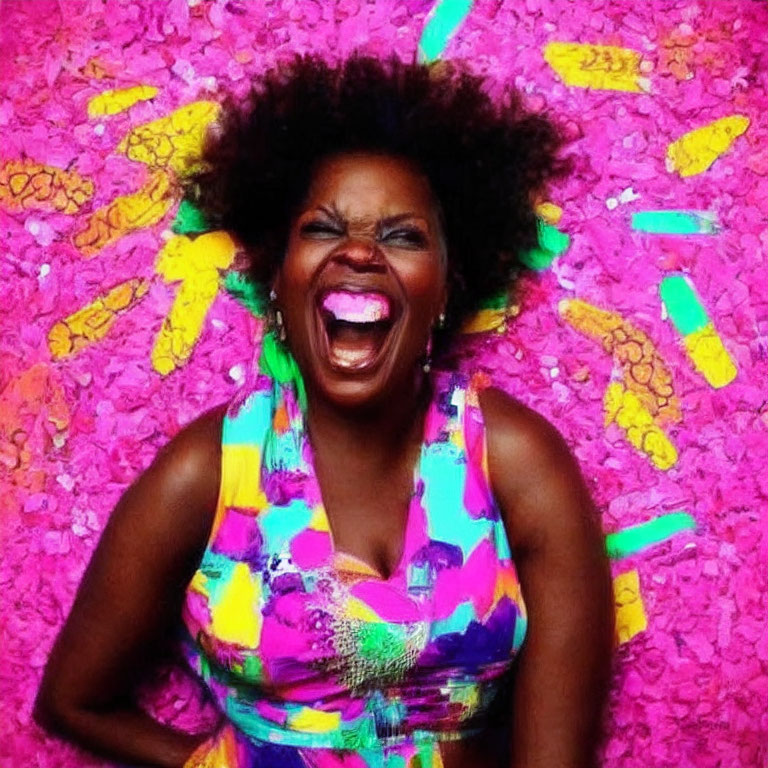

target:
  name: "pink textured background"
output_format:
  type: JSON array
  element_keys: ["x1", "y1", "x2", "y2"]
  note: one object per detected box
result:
[{"x1": 1, "y1": 1, "x2": 767, "y2": 765}]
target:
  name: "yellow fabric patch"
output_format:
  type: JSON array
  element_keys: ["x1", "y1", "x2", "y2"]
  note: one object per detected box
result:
[
  {"x1": 308, "y1": 506, "x2": 330, "y2": 532},
  {"x1": 151, "y1": 231, "x2": 237, "y2": 375},
  {"x1": 220, "y1": 444, "x2": 268, "y2": 509},
  {"x1": 683, "y1": 323, "x2": 737, "y2": 389},
  {"x1": 87, "y1": 85, "x2": 159, "y2": 117},
  {"x1": 613, "y1": 569, "x2": 648, "y2": 644},
  {"x1": 604, "y1": 382, "x2": 678, "y2": 470},
  {"x1": 48, "y1": 278, "x2": 150, "y2": 359},
  {"x1": 73, "y1": 170, "x2": 174, "y2": 257},
  {"x1": 544, "y1": 42, "x2": 645, "y2": 92},
  {"x1": 288, "y1": 707, "x2": 342, "y2": 734},
  {"x1": 117, "y1": 100, "x2": 221, "y2": 175},
  {"x1": 188, "y1": 569, "x2": 209, "y2": 598},
  {"x1": 666, "y1": 115, "x2": 749, "y2": 177},
  {"x1": 0, "y1": 158, "x2": 94, "y2": 214},
  {"x1": 210, "y1": 562, "x2": 262, "y2": 647},
  {"x1": 345, "y1": 596, "x2": 382, "y2": 623}
]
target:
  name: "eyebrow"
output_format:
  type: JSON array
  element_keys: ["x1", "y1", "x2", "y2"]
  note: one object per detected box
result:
[{"x1": 313, "y1": 205, "x2": 429, "y2": 228}]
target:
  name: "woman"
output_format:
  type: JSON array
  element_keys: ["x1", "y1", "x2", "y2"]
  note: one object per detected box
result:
[{"x1": 35, "y1": 55, "x2": 613, "y2": 768}]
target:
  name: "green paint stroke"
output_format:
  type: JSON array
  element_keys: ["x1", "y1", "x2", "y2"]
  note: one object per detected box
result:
[
  {"x1": 605, "y1": 511, "x2": 696, "y2": 560},
  {"x1": 224, "y1": 271, "x2": 267, "y2": 316},
  {"x1": 171, "y1": 199, "x2": 210, "y2": 235},
  {"x1": 418, "y1": 0, "x2": 474, "y2": 63},
  {"x1": 520, "y1": 220, "x2": 571, "y2": 270},
  {"x1": 659, "y1": 275, "x2": 709, "y2": 336},
  {"x1": 631, "y1": 210, "x2": 718, "y2": 235}
]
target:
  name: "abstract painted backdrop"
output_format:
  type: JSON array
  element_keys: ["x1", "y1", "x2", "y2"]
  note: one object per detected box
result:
[{"x1": 1, "y1": 0, "x2": 766, "y2": 765}]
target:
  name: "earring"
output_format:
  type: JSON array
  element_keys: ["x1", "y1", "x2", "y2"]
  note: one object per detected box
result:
[
  {"x1": 268, "y1": 289, "x2": 286, "y2": 342},
  {"x1": 436, "y1": 312, "x2": 446, "y2": 330},
  {"x1": 422, "y1": 334, "x2": 433, "y2": 374}
]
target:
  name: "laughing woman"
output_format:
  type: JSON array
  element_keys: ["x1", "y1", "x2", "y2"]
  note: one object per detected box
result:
[{"x1": 35, "y1": 56, "x2": 613, "y2": 768}]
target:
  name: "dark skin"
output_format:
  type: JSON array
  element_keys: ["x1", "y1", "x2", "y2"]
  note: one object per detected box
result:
[{"x1": 35, "y1": 153, "x2": 613, "y2": 768}]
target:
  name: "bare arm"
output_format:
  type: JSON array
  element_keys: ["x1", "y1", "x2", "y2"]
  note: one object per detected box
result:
[
  {"x1": 481, "y1": 388, "x2": 613, "y2": 768},
  {"x1": 34, "y1": 405, "x2": 227, "y2": 768}
]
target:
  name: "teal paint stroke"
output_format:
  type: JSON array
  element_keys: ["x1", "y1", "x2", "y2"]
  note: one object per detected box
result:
[
  {"x1": 418, "y1": 0, "x2": 474, "y2": 63},
  {"x1": 605, "y1": 511, "x2": 696, "y2": 560},
  {"x1": 659, "y1": 275, "x2": 709, "y2": 336},
  {"x1": 631, "y1": 210, "x2": 719, "y2": 235},
  {"x1": 520, "y1": 220, "x2": 571, "y2": 270}
]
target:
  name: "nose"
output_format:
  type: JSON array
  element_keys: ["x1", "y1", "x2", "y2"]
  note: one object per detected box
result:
[{"x1": 330, "y1": 236, "x2": 386, "y2": 272}]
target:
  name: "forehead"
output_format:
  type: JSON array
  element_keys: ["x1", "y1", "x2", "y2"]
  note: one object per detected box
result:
[{"x1": 303, "y1": 152, "x2": 437, "y2": 218}]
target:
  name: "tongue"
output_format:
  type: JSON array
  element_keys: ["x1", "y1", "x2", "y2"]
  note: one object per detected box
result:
[{"x1": 321, "y1": 291, "x2": 390, "y2": 322}]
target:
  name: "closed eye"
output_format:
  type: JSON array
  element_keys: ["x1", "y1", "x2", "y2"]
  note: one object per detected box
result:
[
  {"x1": 300, "y1": 221, "x2": 344, "y2": 238},
  {"x1": 381, "y1": 228, "x2": 428, "y2": 248}
]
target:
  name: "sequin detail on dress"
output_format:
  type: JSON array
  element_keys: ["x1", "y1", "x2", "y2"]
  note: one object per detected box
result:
[{"x1": 181, "y1": 371, "x2": 527, "y2": 767}]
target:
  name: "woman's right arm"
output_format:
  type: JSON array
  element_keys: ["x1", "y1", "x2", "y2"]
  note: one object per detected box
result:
[{"x1": 34, "y1": 405, "x2": 227, "y2": 768}]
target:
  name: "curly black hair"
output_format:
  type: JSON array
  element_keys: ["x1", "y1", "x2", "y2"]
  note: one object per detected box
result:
[{"x1": 187, "y1": 54, "x2": 566, "y2": 337}]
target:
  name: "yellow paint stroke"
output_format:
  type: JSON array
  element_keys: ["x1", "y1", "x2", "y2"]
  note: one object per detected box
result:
[
  {"x1": 210, "y1": 562, "x2": 262, "y2": 647},
  {"x1": 544, "y1": 42, "x2": 645, "y2": 92},
  {"x1": 151, "y1": 231, "x2": 237, "y2": 375},
  {"x1": 0, "y1": 159, "x2": 93, "y2": 214},
  {"x1": 461, "y1": 308, "x2": 508, "y2": 334},
  {"x1": 604, "y1": 383, "x2": 678, "y2": 470},
  {"x1": 117, "y1": 100, "x2": 220, "y2": 175},
  {"x1": 613, "y1": 569, "x2": 647, "y2": 644},
  {"x1": 87, "y1": 85, "x2": 159, "y2": 117},
  {"x1": 683, "y1": 322, "x2": 737, "y2": 388},
  {"x1": 72, "y1": 170, "x2": 174, "y2": 257},
  {"x1": 48, "y1": 278, "x2": 150, "y2": 359},
  {"x1": 288, "y1": 707, "x2": 342, "y2": 734},
  {"x1": 559, "y1": 299, "x2": 680, "y2": 425},
  {"x1": 535, "y1": 201, "x2": 563, "y2": 225},
  {"x1": 666, "y1": 115, "x2": 749, "y2": 178}
]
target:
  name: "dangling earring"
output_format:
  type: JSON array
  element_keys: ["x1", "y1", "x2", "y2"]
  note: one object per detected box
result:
[
  {"x1": 422, "y1": 334, "x2": 433, "y2": 374},
  {"x1": 436, "y1": 312, "x2": 446, "y2": 330},
  {"x1": 268, "y1": 289, "x2": 287, "y2": 342}
]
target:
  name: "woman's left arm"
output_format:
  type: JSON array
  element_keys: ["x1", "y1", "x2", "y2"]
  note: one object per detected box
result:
[{"x1": 480, "y1": 388, "x2": 614, "y2": 768}]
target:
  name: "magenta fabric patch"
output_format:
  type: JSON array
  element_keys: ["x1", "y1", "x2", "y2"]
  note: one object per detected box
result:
[{"x1": 1, "y1": 1, "x2": 766, "y2": 766}]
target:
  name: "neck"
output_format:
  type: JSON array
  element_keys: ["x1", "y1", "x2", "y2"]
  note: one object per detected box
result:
[{"x1": 304, "y1": 372, "x2": 432, "y2": 464}]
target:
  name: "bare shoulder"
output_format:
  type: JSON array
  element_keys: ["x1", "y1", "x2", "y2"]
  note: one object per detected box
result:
[{"x1": 478, "y1": 386, "x2": 596, "y2": 555}]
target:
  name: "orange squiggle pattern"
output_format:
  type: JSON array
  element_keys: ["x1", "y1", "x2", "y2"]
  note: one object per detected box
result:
[
  {"x1": 48, "y1": 278, "x2": 150, "y2": 359},
  {"x1": 559, "y1": 299, "x2": 681, "y2": 425},
  {"x1": 72, "y1": 170, "x2": 175, "y2": 257},
  {"x1": 0, "y1": 159, "x2": 94, "y2": 214}
]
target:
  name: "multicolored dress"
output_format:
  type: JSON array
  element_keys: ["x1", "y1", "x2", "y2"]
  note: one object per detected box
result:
[{"x1": 181, "y1": 370, "x2": 527, "y2": 768}]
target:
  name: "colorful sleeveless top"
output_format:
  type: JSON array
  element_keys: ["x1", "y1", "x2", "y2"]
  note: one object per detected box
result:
[{"x1": 181, "y1": 371, "x2": 527, "y2": 768}]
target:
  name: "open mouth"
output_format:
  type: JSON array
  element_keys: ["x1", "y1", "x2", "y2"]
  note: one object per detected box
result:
[{"x1": 317, "y1": 289, "x2": 396, "y2": 372}]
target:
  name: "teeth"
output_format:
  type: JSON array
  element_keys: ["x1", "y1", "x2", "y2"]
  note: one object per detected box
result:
[
  {"x1": 330, "y1": 347, "x2": 374, "y2": 368},
  {"x1": 321, "y1": 290, "x2": 390, "y2": 323}
]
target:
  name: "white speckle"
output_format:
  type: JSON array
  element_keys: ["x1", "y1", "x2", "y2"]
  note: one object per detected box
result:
[
  {"x1": 211, "y1": 318, "x2": 226, "y2": 331},
  {"x1": 606, "y1": 197, "x2": 619, "y2": 211},
  {"x1": 550, "y1": 367, "x2": 559, "y2": 378},
  {"x1": 56, "y1": 473, "x2": 75, "y2": 491},
  {"x1": 619, "y1": 187, "x2": 641, "y2": 204},
  {"x1": 52, "y1": 433, "x2": 67, "y2": 449},
  {"x1": 28, "y1": 220, "x2": 40, "y2": 235},
  {"x1": 39, "y1": 263, "x2": 51, "y2": 278},
  {"x1": 229, "y1": 364, "x2": 245, "y2": 382},
  {"x1": 94, "y1": 123, "x2": 105, "y2": 136}
]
